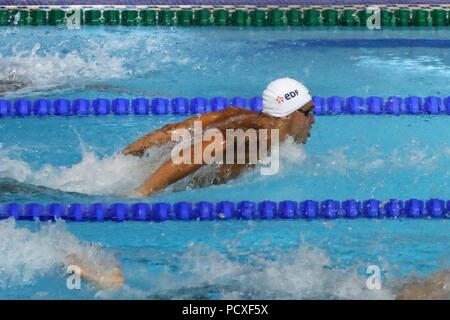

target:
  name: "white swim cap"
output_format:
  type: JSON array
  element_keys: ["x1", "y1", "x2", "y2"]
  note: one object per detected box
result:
[{"x1": 262, "y1": 78, "x2": 312, "y2": 117}]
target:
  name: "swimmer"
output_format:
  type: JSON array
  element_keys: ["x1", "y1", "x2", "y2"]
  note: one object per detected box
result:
[
  {"x1": 63, "y1": 251, "x2": 450, "y2": 297},
  {"x1": 0, "y1": 79, "x2": 27, "y2": 94},
  {"x1": 395, "y1": 269, "x2": 450, "y2": 300},
  {"x1": 122, "y1": 78, "x2": 315, "y2": 197}
]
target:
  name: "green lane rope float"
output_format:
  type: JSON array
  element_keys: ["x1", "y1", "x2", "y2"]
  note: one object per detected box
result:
[{"x1": 0, "y1": 7, "x2": 448, "y2": 27}]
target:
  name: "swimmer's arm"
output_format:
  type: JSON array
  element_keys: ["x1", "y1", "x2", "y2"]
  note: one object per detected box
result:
[
  {"x1": 135, "y1": 160, "x2": 202, "y2": 197},
  {"x1": 134, "y1": 113, "x2": 276, "y2": 196},
  {"x1": 64, "y1": 254, "x2": 124, "y2": 290},
  {"x1": 122, "y1": 125, "x2": 178, "y2": 156},
  {"x1": 135, "y1": 137, "x2": 223, "y2": 196},
  {"x1": 122, "y1": 110, "x2": 230, "y2": 156},
  {"x1": 395, "y1": 269, "x2": 450, "y2": 300}
]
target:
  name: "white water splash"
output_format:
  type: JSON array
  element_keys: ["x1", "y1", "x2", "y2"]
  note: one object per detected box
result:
[
  {"x1": 0, "y1": 138, "x2": 307, "y2": 197},
  {"x1": 300, "y1": 142, "x2": 441, "y2": 177},
  {"x1": 0, "y1": 30, "x2": 200, "y2": 96},
  {"x1": 354, "y1": 54, "x2": 450, "y2": 75},
  {"x1": 120, "y1": 243, "x2": 394, "y2": 300},
  {"x1": 0, "y1": 142, "x2": 173, "y2": 196},
  {"x1": 0, "y1": 43, "x2": 128, "y2": 93},
  {"x1": 0, "y1": 219, "x2": 117, "y2": 288},
  {"x1": 0, "y1": 138, "x2": 447, "y2": 196},
  {"x1": 0, "y1": 145, "x2": 32, "y2": 182},
  {"x1": 35, "y1": 152, "x2": 148, "y2": 196}
]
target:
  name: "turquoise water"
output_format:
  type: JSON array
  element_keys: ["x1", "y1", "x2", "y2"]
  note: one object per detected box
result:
[{"x1": 1, "y1": 27, "x2": 450, "y2": 299}]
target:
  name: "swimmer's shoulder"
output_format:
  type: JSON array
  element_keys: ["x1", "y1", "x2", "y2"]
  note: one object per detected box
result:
[
  {"x1": 218, "y1": 106, "x2": 262, "y2": 117},
  {"x1": 184, "y1": 107, "x2": 269, "y2": 127}
]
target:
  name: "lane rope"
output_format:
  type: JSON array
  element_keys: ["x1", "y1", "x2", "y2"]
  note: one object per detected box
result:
[
  {"x1": 0, "y1": 96, "x2": 448, "y2": 117},
  {"x1": 1, "y1": 199, "x2": 449, "y2": 222},
  {"x1": 0, "y1": 6, "x2": 448, "y2": 27}
]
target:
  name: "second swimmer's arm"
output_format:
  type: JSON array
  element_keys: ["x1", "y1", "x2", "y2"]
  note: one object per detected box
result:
[
  {"x1": 64, "y1": 254, "x2": 124, "y2": 290},
  {"x1": 395, "y1": 269, "x2": 450, "y2": 300}
]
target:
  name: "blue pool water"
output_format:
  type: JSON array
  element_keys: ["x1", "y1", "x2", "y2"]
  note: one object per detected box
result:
[{"x1": 1, "y1": 26, "x2": 450, "y2": 299}]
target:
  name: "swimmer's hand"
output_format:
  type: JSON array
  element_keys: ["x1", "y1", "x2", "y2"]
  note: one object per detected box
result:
[
  {"x1": 122, "y1": 130, "x2": 171, "y2": 156},
  {"x1": 65, "y1": 254, "x2": 125, "y2": 290},
  {"x1": 122, "y1": 189, "x2": 144, "y2": 199},
  {"x1": 122, "y1": 140, "x2": 147, "y2": 156}
]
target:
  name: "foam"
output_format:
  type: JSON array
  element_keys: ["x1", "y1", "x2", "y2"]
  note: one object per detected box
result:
[
  {"x1": 0, "y1": 219, "x2": 118, "y2": 288},
  {"x1": 0, "y1": 137, "x2": 445, "y2": 197},
  {"x1": 0, "y1": 31, "x2": 197, "y2": 96},
  {"x1": 0, "y1": 145, "x2": 32, "y2": 182},
  {"x1": 127, "y1": 242, "x2": 394, "y2": 300},
  {"x1": 355, "y1": 54, "x2": 450, "y2": 75},
  {"x1": 0, "y1": 140, "x2": 176, "y2": 196},
  {"x1": 299, "y1": 141, "x2": 440, "y2": 177},
  {"x1": 0, "y1": 42, "x2": 129, "y2": 96}
]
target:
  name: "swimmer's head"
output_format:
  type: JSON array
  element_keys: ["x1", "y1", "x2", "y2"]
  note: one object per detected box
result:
[{"x1": 262, "y1": 77, "x2": 312, "y2": 117}]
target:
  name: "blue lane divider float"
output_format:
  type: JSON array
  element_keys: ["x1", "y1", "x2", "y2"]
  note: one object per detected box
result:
[
  {"x1": 1, "y1": 199, "x2": 449, "y2": 222},
  {"x1": 0, "y1": 97, "x2": 263, "y2": 117},
  {"x1": 2, "y1": 96, "x2": 450, "y2": 117}
]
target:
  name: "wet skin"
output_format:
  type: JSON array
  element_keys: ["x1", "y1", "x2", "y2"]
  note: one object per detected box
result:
[
  {"x1": 2, "y1": 80, "x2": 446, "y2": 296},
  {"x1": 395, "y1": 270, "x2": 450, "y2": 300},
  {"x1": 122, "y1": 101, "x2": 315, "y2": 197},
  {"x1": 123, "y1": 103, "x2": 450, "y2": 299}
]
